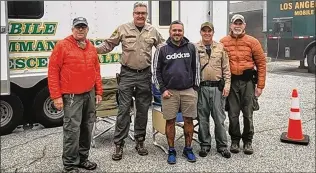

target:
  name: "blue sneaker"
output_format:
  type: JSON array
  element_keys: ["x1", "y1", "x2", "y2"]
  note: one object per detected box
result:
[
  {"x1": 167, "y1": 148, "x2": 177, "y2": 164},
  {"x1": 182, "y1": 147, "x2": 196, "y2": 162}
]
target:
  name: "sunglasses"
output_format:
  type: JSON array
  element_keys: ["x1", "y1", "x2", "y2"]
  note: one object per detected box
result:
[{"x1": 74, "y1": 25, "x2": 87, "y2": 29}]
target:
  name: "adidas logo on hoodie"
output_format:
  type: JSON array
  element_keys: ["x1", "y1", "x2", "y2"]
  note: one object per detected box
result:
[{"x1": 166, "y1": 52, "x2": 190, "y2": 60}]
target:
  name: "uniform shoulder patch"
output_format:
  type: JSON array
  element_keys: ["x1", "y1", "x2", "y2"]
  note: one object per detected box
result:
[{"x1": 111, "y1": 29, "x2": 118, "y2": 37}]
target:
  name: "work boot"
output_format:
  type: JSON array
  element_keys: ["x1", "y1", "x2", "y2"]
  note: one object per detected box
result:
[
  {"x1": 198, "y1": 147, "x2": 210, "y2": 157},
  {"x1": 62, "y1": 167, "x2": 79, "y2": 173},
  {"x1": 230, "y1": 141, "x2": 240, "y2": 153},
  {"x1": 78, "y1": 160, "x2": 97, "y2": 170},
  {"x1": 217, "y1": 148, "x2": 231, "y2": 158},
  {"x1": 135, "y1": 140, "x2": 148, "y2": 156},
  {"x1": 243, "y1": 142, "x2": 254, "y2": 155},
  {"x1": 112, "y1": 144, "x2": 124, "y2": 161}
]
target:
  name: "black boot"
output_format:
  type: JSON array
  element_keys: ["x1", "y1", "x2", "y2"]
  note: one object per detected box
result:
[
  {"x1": 112, "y1": 144, "x2": 124, "y2": 161},
  {"x1": 198, "y1": 147, "x2": 210, "y2": 157},
  {"x1": 230, "y1": 141, "x2": 240, "y2": 153},
  {"x1": 243, "y1": 142, "x2": 254, "y2": 155}
]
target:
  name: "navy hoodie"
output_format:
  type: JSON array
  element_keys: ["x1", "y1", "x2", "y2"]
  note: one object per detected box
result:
[{"x1": 153, "y1": 37, "x2": 200, "y2": 94}]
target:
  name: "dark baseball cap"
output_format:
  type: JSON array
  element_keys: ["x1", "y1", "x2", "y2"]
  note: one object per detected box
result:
[
  {"x1": 73, "y1": 17, "x2": 88, "y2": 27},
  {"x1": 200, "y1": 22, "x2": 214, "y2": 31}
]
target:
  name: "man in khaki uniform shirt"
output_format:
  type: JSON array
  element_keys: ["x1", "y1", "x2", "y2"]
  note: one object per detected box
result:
[
  {"x1": 196, "y1": 22, "x2": 231, "y2": 158},
  {"x1": 96, "y1": 2, "x2": 164, "y2": 161}
]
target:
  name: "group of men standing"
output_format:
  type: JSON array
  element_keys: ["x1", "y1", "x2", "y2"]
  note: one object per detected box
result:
[{"x1": 47, "y1": 2, "x2": 266, "y2": 172}]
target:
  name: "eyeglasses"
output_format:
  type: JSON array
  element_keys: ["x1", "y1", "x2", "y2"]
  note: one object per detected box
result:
[
  {"x1": 74, "y1": 25, "x2": 87, "y2": 29},
  {"x1": 133, "y1": 11, "x2": 147, "y2": 15}
]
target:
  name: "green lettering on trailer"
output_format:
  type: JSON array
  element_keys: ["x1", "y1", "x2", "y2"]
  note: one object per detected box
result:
[
  {"x1": 98, "y1": 54, "x2": 120, "y2": 64},
  {"x1": 37, "y1": 57, "x2": 48, "y2": 68},
  {"x1": 9, "y1": 40, "x2": 58, "y2": 53},
  {"x1": 8, "y1": 22, "x2": 58, "y2": 36},
  {"x1": 18, "y1": 41, "x2": 34, "y2": 52},
  {"x1": 10, "y1": 56, "x2": 49, "y2": 70},
  {"x1": 9, "y1": 22, "x2": 22, "y2": 34}
]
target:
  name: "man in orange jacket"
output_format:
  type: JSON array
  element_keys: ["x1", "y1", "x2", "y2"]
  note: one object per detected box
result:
[
  {"x1": 220, "y1": 14, "x2": 266, "y2": 155},
  {"x1": 48, "y1": 17, "x2": 103, "y2": 173}
]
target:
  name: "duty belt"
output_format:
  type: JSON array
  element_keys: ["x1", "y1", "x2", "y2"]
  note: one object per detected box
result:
[
  {"x1": 122, "y1": 65, "x2": 150, "y2": 73},
  {"x1": 200, "y1": 80, "x2": 220, "y2": 87}
]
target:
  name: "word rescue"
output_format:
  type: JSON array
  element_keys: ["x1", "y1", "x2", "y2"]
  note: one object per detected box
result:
[{"x1": 280, "y1": 0, "x2": 315, "y2": 16}]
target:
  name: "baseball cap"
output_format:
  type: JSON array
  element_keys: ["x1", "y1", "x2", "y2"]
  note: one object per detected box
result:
[
  {"x1": 200, "y1": 22, "x2": 214, "y2": 31},
  {"x1": 73, "y1": 17, "x2": 88, "y2": 27},
  {"x1": 231, "y1": 14, "x2": 245, "y2": 24}
]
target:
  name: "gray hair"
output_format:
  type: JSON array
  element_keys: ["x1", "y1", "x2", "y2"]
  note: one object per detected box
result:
[
  {"x1": 169, "y1": 20, "x2": 184, "y2": 30},
  {"x1": 133, "y1": 2, "x2": 147, "y2": 10}
]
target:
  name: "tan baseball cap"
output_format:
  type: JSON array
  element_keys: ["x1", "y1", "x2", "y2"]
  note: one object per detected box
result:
[
  {"x1": 200, "y1": 22, "x2": 214, "y2": 31},
  {"x1": 231, "y1": 14, "x2": 245, "y2": 24}
]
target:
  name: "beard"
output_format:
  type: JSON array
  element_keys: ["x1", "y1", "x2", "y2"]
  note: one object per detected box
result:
[
  {"x1": 172, "y1": 35, "x2": 182, "y2": 41},
  {"x1": 232, "y1": 28, "x2": 243, "y2": 35}
]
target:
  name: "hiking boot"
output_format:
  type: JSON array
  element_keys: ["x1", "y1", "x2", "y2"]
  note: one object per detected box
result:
[
  {"x1": 243, "y1": 142, "x2": 254, "y2": 155},
  {"x1": 182, "y1": 147, "x2": 196, "y2": 162},
  {"x1": 112, "y1": 144, "x2": 123, "y2": 161},
  {"x1": 78, "y1": 160, "x2": 97, "y2": 170},
  {"x1": 230, "y1": 142, "x2": 240, "y2": 153},
  {"x1": 198, "y1": 147, "x2": 210, "y2": 157},
  {"x1": 62, "y1": 167, "x2": 79, "y2": 173},
  {"x1": 217, "y1": 148, "x2": 231, "y2": 158},
  {"x1": 167, "y1": 148, "x2": 177, "y2": 164},
  {"x1": 135, "y1": 140, "x2": 148, "y2": 156}
]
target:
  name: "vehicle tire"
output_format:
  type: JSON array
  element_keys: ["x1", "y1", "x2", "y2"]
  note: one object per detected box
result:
[
  {"x1": 33, "y1": 87, "x2": 63, "y2": 128},
  {"x1": 0, "y1": 93, "x2": 24, "y2": 135},
  {"x1": 307, "y1": 46, "x2": 316, "y2": 74}
]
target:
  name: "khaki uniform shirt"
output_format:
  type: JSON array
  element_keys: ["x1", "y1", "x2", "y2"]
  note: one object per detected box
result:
[
  {"x1": 97, "y1": 22, "x2": 165, "y2": 70},
  {"x1": 196, "y1": 40, "x2": 231, "y2": 91}
]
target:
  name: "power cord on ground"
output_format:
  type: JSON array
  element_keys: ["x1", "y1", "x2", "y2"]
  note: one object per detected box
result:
[{"x1": 268, "y1": 31, "x2": 280, "y2": 73}]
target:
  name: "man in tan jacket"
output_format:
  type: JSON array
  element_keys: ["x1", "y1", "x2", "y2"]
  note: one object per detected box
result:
[
  {"x1": 96, "y1": 2, "x2": 165, "y2": 161},
  {"x1": 196, "y1": 22, "x2": 231, "y2": 158}
]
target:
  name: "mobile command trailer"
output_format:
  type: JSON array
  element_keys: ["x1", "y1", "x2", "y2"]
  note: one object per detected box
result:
[
  {"x1": 265, "y1": 0, "x2": 316, "y2": 73},
  {"x1": 0, "y1": 1, "x2": 229, "y2": 135}
]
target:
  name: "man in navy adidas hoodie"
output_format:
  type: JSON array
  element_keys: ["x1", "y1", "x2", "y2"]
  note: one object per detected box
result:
[{"x1": 153, "y1": 20, "x2": 200, "y2": 164}]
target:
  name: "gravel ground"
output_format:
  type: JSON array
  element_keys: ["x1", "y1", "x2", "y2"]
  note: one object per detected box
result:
[{"x1": 1, "y1": 60, "x2": 315, "y2": 173}]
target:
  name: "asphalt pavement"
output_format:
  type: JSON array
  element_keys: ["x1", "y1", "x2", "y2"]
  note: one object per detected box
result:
[{"x1": 1, "y1": 60, "x2": 315, "y2": 172}]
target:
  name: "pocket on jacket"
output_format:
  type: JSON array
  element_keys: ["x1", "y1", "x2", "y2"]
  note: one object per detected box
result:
[
  {"x1": 210, "y1": 52, "x2": 222, "y2": 68},
  {"x1": 124, "y1": 38, "x2": 137, "y2": 51}
]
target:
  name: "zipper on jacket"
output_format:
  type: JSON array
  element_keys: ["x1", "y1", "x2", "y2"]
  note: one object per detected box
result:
[{"x1": 235, "y1": 37, "x2": 239, "y2": 74}]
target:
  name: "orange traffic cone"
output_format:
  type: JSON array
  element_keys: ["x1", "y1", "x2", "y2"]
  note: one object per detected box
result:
[{"x1": 280, "y1": 89, "x2": 309, "y2": 145}]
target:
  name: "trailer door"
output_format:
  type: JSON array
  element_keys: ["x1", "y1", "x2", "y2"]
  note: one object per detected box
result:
[{"x1": 1, "y1": 1, "x2": 10, "y2": 95}]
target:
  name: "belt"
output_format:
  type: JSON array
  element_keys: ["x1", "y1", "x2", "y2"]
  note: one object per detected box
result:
[
  {"x1": 200, "y1": 80, "x2": 220, "y2": 87},
  {"x1": 122, "y1": 65, "x2": 150, "y2": 73}
]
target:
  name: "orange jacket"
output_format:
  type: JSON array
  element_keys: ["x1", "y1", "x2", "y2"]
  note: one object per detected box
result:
[
  {"x1": 48, "y1": 35, "x2": 103, "y2": 99},
  {"x1": 220, "y1": 32, "x2": 266, "y2": 89}
]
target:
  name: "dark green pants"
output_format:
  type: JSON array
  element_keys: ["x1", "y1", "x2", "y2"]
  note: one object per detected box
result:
[
  {"x1": 62, "y1": 89, "x2": 96, "y2": 169},
  {"x1": 227, "y1": 79, "x2": 255, "y2": 143},
  {"x1": 197, "y1": 86, "x2": 228, "y2": 150},
  {"x1": 114, "y1": 66, "x2": 152, "y2": 145}
]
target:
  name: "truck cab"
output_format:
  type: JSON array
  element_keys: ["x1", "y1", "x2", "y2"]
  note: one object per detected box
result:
[{"x1": 266, "y1": 0, "x2": 316, "y2": 73}]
